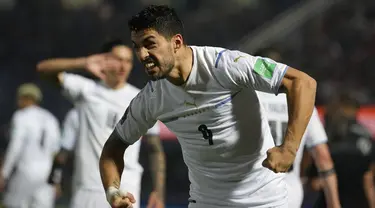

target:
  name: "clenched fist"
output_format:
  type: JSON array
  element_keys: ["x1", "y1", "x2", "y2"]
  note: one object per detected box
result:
[
  {"x1": 106, "y1": 187, "x2": 136, "y2": 208},
  {"x1": 262, "y1": 146, "x2": 296, "y2": 173}
]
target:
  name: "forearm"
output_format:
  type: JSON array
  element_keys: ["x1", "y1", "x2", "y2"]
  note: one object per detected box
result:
[
  {"x1": 364, "y1": 170, "x2": 375, "y2": 208},
  {"x1": 364, "y1": 184, "x2": 375, "y2": 208},
  {"x1": 37, "y1": 57, "x2": 87, "y2": 74},
  {"x1": 283, "y1": 74, "x2": 316, "y2": 152},
  {"x1": 100, "y1": 132, "x2": 127, "y2": 191},
  {"x1": 320, "y1": 174, "x2": 341, "y2": 208},
  {"x1": 312, "y1": 144, "x2": 340, "y2": 207},
  {"x1": 149, "y1": 151, "x2": 166, "y2": 200},
  {"x1": 100, "y1": 150, "x2": 123, "y2": 190},
  {"x1": 100, "y1": 158, "x2": 122, "y2": 191}
]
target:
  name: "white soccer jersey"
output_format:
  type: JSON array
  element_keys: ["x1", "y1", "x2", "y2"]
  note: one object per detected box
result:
[
  {"x1": 61, "y1": 73, "x2": 159, "y2": 191},
  {"x1": 256, "y1": 91, "x2": 328, "y2": 207},
  {"x1": 60, "y1": 108, "x2": 79, "y2": 151},
  {"x1": 2, "y1": 105, "x2": 60, "y2": 182},
  {"x1": 116, "y1": 46, "x2": 289, "y2": 207}
]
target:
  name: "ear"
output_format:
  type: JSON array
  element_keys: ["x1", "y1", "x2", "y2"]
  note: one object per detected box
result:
[{"x1": 172, "y1": 34, "x2": 184, "y2": 52}]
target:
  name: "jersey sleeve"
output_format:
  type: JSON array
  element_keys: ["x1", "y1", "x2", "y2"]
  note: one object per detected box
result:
[
  {"x1": 61, "y1": 73, "x2": 95, "y2": 102},
  {"x1": 115, "y1": 87, "x2": 157, "y2": 145},
  {"x1": 215, "y1": 49, "x2": 288, "y2": 94},
  {"x1": 60, "y1": 109, "x2": 79, "y2": 151},
  {"x1": 145, "y1": 121, "x2": 160, "y2": 136},
  {"x1": 2, "y1": 112, "x2": 27, "y2": 179},
  {"x1": 48, "y1": 117, "x2": 62, "y2": 154},
  {"x1": 305, "y1": 108, "x2": 328, "y2": 149}
]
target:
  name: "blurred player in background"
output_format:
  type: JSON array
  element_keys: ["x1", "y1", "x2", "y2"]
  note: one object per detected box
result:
[
  {"x1": 99, "y1": 5, "x2": 317, "y2": 208},
  {"x1": 308, "y1": 94, "x2": 375, "y2": 208},
  {"x1": 0, "y1": 83, "x2": 60, "y2": 208},
  {"x1": 53, "y1": 107, "x2": 78, "y2": 193},
  {"x1": 257, "y1": 91, "x2": 341, "y2": 208},
  {"x1": 37, "y1": 40, "x2": 165, "y2": 208}
]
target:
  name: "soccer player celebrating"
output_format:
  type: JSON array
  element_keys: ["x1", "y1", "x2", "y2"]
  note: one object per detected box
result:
[
  {"x1": 100, "y1": 5, "x2": 317, "y2": 208},
  {"x1": 37, "y1": 40, "x2": 165, "y2": 208},
  {"x1": 257, "y1": 91, "x2": 341, "y2": 208},
  {"x1": 0, "y1": 83, "x2": 60, "y2": 208}
]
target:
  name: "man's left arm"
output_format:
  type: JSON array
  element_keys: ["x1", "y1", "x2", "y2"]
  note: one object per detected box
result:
[
  {"x1": 278, "y1": 67, "x2": 316, "y2": 158},
  {"x1": 263, "y1": 67, "x2": 316, "y2": 172},
  {"x1": 217, "y1": 51, "x2": 316, "y2": 172}
]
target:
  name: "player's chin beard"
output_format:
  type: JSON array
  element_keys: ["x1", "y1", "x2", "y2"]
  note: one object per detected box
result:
[{"x1": 148, "y1": 64, "x2": 174, "y2": 81}]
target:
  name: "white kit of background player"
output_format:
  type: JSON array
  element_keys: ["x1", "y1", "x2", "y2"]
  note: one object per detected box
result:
[
  {"x1": 57, "y1": 74, "x2": 159, "y2": 208},
  {"x1": 37, "y1": 44, "x2": 163, "y2": 208},
  {"x1": 1, "y1": 83, "x2": 60, "y2": 208},
  {"x1": 257, "y1": 92, "x2": 341, "y2": 208}
]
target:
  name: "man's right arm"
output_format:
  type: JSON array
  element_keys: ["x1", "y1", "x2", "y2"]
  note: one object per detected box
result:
[
  {"x1": 36, "y1": 57, "x2": 88, "y2": 85},
  {"x1": 100, "y1": 87, "x2": 157, "y2": 206},
  {"x1": 100, "y1": 130, "x2": 128, "y2": 191},
  {"x1": 37, "y1": 53, "x2": 120, "y2": 85}
]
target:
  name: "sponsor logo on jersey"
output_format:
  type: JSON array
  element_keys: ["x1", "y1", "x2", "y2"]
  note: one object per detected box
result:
[
  {"x1": 234, "y1": 56, "x2": 245, "y2": 63},
  {"x1": 254, "y1": 58, "x2": 276, "y2": 79},
  {"x1": 161, "y1": 91, "x2": 241, "y2": 123}
]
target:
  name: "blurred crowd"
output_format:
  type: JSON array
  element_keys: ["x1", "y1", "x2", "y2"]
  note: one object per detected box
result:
[{"x1": 269, "y1": 0, "x2": 375, "y2": 105}]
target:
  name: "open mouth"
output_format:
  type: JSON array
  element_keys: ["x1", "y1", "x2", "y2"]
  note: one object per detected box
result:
[{"x1": 145, "y1": 62, "x2": 155, "y2": 68}]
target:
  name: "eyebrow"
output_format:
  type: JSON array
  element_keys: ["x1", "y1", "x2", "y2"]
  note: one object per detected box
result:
[
  {"x1": 143, "y1": 36, "x2": 156, "y2": 42},
  {"x1": 132, "y1": 35, "x2": 156, "y2": 46}
]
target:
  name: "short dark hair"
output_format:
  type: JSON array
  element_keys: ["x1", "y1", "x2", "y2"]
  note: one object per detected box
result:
[
  {"x1": 128, "y1": 5, "x2": 184, "y2": 39},
  {"x1": 100, "y1": 38, "x2": 125, "y2": 53}
]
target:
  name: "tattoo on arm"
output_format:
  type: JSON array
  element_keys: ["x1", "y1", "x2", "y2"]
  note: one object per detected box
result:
[
  {"x1": 147, "y1": 135, "x2": 166, "y2": 200},
  {"x1": 112, "y1": 178, "x2": 121, "y2": 189}
]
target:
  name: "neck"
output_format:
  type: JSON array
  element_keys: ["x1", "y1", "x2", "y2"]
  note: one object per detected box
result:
[
  {"x1": 20, "y1": 103, "x2": 35, "y2": 109},
  {"x1": 106, "y1": 81, "x2": 126, "y2": 89},
  {"x1": 166, "y1": 46, "x2": 193, "y2": 86}
]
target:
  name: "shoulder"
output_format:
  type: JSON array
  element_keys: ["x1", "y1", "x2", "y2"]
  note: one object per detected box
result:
[
  {"x1": 190, "y1": 45, "x2": 229, "y2": 67},
  {"x1": 212, "y1": 48, "x2": 254, "y2": 69},
  {"x1": 124, "y1": 84, "x2": 141, "y2": 97},
  {"x1": 66, "y1": 108, "x2": 79, "y2": 121},
  {"x1": 128, "y1": 82, "x2": 155, "y2": 105},
  {"x1": 12, "y1": 109, "x2": 26, "y2": 122},
  {"x1": 40, "y1": 108, "x2": 60, "y2": 126}
]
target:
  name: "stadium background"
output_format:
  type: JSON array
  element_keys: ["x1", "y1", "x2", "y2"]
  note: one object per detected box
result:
[{"x1": 0, "y1": 0, "x2": 375, "y2": 207}]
